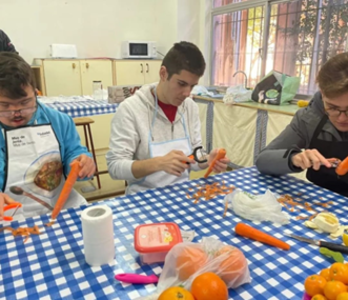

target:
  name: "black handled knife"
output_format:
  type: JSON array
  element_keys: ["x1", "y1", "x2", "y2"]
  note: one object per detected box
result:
[{"x1": 285, "y1": 233, "x2": 348, "y2": 254}]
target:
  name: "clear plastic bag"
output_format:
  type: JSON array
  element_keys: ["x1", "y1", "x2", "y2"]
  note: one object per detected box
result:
[
  {"x1": 225, "y1": 189, "x2": 290, "y2": 224},
  {"x1": 223, "y1": 85, "x2": 252, "y2": 104},
  {"x1": 156, "y1": 237, "x2": 251, "y2": 294}
]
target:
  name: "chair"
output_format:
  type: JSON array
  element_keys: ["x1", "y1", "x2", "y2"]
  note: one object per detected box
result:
[{"x1": 73, "y1": 117, "x2": 101, "y2": 189}]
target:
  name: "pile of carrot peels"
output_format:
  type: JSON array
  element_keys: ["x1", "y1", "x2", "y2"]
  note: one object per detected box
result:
[
  {"x1": 186, "y1": 181, "x2": 235, "y2": 204},
  {"x1": 0, "y1": 225, "x2": 41, "y2": 243},
  {"x1": 277, "y1": 194, "x2": 333, "y2": 220}
]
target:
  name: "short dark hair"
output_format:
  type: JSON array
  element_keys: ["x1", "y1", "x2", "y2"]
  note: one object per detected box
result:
[
  {"x1": 0, "y1": 52, "x2": 36, "y2": 99},
  {"x1": 317, "y1": 52, "x2": 348, "y2": 98},
  {"x1": 162, "y1": 41, "x2": 206, "y2": 79}
]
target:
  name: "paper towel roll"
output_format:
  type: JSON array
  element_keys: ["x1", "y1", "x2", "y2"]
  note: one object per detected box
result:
[{"x1": 81, "y1": 205, "x2": 115, "y2": 266}]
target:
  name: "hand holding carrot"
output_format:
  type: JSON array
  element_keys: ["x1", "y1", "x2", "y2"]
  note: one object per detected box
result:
[
  {"x1": 73, "y1": 154, "x2": 96, "y2": 178},
  {"x1": 51, "y1": 161, "x2": 81, "y2": 220},
  {"x1": 204, "y1": 148, "x2": 229, "y2": 178}
]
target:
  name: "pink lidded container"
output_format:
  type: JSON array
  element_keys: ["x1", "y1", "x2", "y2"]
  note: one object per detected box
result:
[{"x1": 134, "y1": 222, "x2": 183, "y2": 264}]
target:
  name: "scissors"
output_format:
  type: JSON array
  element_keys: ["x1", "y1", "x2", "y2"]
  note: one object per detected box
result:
[
  {"x1": 184, "y1": 146, "x2": 208, "y2": 164},
  {"x1": 1, "y1": 202, "x2": 22, "y2": 221}
]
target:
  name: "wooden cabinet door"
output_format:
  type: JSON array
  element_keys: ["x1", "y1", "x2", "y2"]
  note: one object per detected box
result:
[
  {"x1": 81, "y1": 60, "x2": 113, "y2": 96},
  {"x1": 43, "y1": 60, "x2": 82, "y2": 96},
  {"x1": 114, "y1": 61, "x2": 145, "y2": 86},
  {"x1": 144, "y1": 60, "x2": 162, "y2": 84}
]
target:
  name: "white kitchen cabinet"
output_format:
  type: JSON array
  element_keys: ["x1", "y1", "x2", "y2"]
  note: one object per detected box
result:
[
  {"x1": 42, "y1": 60, "x2": 82, "y2": 96},
  {"x1": 114, "y1": 60, "x2": 162, "y2": 86},
  {"x1": 35, "y1": 59, "x2": 114, "y2": 96},
  {"x1": 80, "y1": 60, "x2": 113, "y2": 96}
]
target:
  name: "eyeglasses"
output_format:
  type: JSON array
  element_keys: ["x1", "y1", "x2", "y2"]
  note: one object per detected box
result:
[{"x1": 0, "y1": 106, "x2": 37, "y2": 118}]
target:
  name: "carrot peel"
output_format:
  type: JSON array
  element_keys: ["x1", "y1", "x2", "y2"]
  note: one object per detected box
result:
[
  {"x1": 51, "y1": 160, "x2": 81, "y2": 220},
  {"x1": 235, "y1": 222, "x2": 290, "y2": 250}
]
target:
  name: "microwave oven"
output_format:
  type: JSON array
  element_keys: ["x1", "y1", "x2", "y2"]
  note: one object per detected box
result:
[{"x1": 121, "y1": 41, "x2": 157, "y2": 59}]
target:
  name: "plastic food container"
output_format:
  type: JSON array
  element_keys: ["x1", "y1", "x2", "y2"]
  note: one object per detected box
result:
[{"x1": 134, "y1": 222, "x2": 183, "y2": 264}]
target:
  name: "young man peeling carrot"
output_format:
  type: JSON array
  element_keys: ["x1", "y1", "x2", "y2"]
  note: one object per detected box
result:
[
  {"x1": 106, "y1": 42, "x2": 230, "y2": 194},
  {"x1": 256, "y1": 53, "x2": 348, "y2": 197},
  {"x1": 0, "y1": 53, "x2": 95, "y2": 222}
]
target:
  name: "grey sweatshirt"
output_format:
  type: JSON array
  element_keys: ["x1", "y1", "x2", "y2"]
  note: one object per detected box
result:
[
  {"x1": 106, "y1": 83, "x2": 203, "y2": 194},
  {"x1": 256, "y1": 92, "x2": 348, "y2": 175}
]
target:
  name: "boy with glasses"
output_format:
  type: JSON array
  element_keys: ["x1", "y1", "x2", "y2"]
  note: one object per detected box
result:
[
  {"x1": 256, "y1": 53, "x2": 348, "y2": 196},
  {"x1": 0, "y1": 52, "x2": 95, "y2": 221}
]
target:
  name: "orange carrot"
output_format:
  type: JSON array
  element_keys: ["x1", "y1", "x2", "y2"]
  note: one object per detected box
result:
[
  {"x1": 204, "y1": 148, "x2": 226, "y2": 178},
  {"x1": 336, "y1": 156, "x2": 348, "y2": 176},
  {"x1": 235, "y1": 223, "x2": 290, "y2": 250},
  {"x1": 51, "y1": 160, "x2": 81, "y2": 220}
]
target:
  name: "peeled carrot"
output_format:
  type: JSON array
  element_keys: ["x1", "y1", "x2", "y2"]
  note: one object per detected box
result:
[
  {"x1": 204, "y1": 148, "x2": 226, "y2": 178},
  {"x1": 51, "y1": 160, "x2": 81, "y2": 220},
  {"x1": 336, "y1": 156, "x2": 348, "y2": 176},
  {"x1": 235, "y1": 223, "x2": 290, "y2": 251}
]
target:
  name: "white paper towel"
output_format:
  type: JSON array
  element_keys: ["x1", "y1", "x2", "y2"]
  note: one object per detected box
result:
[{"x1": 81, "y1": 205, "x2": 115, "y2": 266}]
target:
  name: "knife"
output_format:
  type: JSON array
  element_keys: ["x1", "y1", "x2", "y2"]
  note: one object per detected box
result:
[{"x1": 285, "y1": 233, "x2": 348, "y2": 254}]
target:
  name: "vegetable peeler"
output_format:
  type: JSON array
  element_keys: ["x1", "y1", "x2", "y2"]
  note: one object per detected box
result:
[
  {"x1": 114, "y1": 273, "x2": 158, "y2": 284},
  {"x1": 2, "y1": 202, "x2": 22, "y2": 221},
  {"x1": 185, "y1": 146, "x2": 207, "y2": 164}
]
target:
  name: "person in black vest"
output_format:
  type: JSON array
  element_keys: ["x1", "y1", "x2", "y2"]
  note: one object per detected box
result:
[{"x1": 0, "y1": 30, "x2": 17, "y2": 53}]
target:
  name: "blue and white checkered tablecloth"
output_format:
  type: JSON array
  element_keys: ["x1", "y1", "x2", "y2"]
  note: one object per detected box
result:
[
  {"x1": 1, "y1": 167, "x2": 348, "y2": 300},
  {"x1": 44, "y1": 100, "x2": 118, "y2": 118}
]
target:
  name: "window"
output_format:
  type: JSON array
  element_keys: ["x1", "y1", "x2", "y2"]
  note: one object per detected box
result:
[{"x1": 211, "y1": 0, "x2": 348, "y2": 95}]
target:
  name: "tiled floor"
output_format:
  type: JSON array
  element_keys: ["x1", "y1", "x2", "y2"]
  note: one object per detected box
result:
[{"x1": 74, "y1": 149, "x2": 210, "y2": 202}]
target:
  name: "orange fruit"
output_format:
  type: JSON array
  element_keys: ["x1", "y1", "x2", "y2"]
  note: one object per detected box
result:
[
  {"x1": 329, "y1": 263, "x2": 348, "y2": 284},
  {"x1": 176, "y1": 246, "x2": 208, "y2": 281},
  {"x1": 323, "y1": 281, "x2": 347, "y2": 300},
  {"x1": 320, "y1": 269, "x2": 331, "y2": 281},
  {"x1": 158, "y1": 286, "x2": 195, "y2": 300},
  {"x1": 337, "y1": 292, "x2": 348, "y2": 300},
  {"x1": 191, "y1": 272, "x2": 228, "y2": 300},
  {"x1": 304, "y1": 275, "x2": 327, "y2": 297},
  {"x1": 217, "y1": 245, "x2": 248, "y2": 286},
  {"x1": 311, "y1": 295, "x2": 327, "y2": 300}
]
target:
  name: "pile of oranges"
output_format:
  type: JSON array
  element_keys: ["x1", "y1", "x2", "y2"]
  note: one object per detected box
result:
[
  {"x1": 304, "y1": 262, "x2": 348, "y2": 300},
  {"x1": 158, "y1": 243, "x2": 250, "y2": 300},
  {"x1": 175, "y1": 244, "x2": 249, "y2": 287}
]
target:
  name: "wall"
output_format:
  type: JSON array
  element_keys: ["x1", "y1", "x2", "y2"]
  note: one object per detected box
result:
[{"x1": 0, "y1": 0, "x2": 178, "y2": 63}]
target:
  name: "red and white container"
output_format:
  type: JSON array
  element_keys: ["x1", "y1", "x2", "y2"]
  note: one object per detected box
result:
[{"x1": 134, "y1": 222, "x2": 183, "y2": 264}]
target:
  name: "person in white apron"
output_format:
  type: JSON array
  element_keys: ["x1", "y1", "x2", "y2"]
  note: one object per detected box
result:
[
  {"x1": 106, "y1": 42, "x2": 230, "y2": 194},
  {"x1": 0, "y1": 53, "x2": 96, "y2": 221}
]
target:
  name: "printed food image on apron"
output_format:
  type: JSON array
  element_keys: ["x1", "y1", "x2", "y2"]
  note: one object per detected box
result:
[{"x1": 23, "y1": 151, "x2": 64, "y2": 198}]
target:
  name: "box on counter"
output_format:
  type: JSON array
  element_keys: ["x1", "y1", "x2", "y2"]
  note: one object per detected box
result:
[{"x1": 107, "y1": 85, "x2": 141, "y2": 103}]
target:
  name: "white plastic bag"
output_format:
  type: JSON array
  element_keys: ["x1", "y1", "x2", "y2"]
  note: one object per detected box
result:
[
  {"x1": 156, "y1": 237, "x2": 251, "y2": 294},
  {"x1": 225, "y1": 189, "x2": 290, "y2": 224},
  {"x1": 223, "y1": 85, "x2": 252, "y2": 104}
]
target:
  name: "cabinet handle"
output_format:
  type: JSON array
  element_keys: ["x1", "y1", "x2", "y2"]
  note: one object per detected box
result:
[
  {"x1": 86, "y1": 62, "x2": 89, "y2": 69},
  {"x1": 146, "y1": 63, "x2": 149, "y2": 73},
  {"x1": 72, "y1": 63, "x2": 76, "y2": 69},
  {"x1": 140, "y1": 63, "x2": 143, "y2": 73}
]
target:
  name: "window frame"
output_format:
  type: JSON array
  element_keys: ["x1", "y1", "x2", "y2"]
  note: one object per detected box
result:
[{"x1": 210, "y1": 0, "x2": 348, "y2": 96}]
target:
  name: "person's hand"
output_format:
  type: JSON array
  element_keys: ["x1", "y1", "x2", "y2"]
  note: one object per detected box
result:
[
  {"x1": 0, "y1": 193, "x2": 16, "y2": 220},
  {"x1": 72, "y1": 154, "x2": 96, "y2": 178},
  {"x1": 207, "y1": 148, "x2": 230, "y2": 173},
  {"x1": 291, "y1": 149, "x2": 331, "y2": 171},
  {"x1": 159, "y1": 150, "x2": 195, "y2": 177}
]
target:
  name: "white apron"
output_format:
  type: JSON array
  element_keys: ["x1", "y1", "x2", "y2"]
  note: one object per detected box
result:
[
  {"x1": 3, "y1": 122, "x2": 86, "y2": 221},
  {"x1": 128, "y1": 90, "x2": 192, "y2": 194}
]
